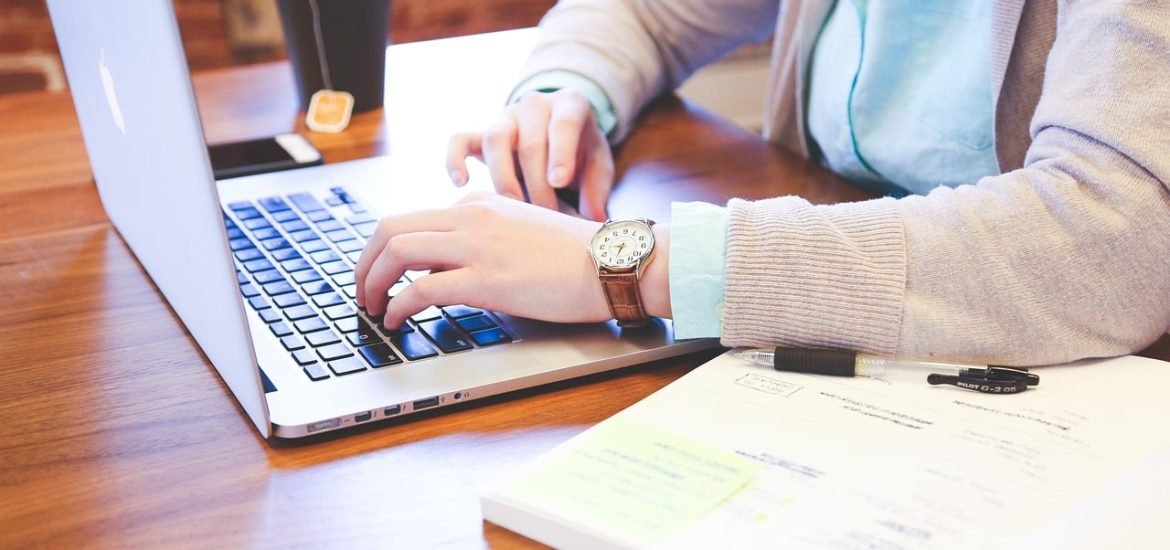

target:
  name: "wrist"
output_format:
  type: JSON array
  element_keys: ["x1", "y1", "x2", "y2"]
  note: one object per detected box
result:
[{"x1": 640, "y1": 223, "x2": 671, "y2": 319}]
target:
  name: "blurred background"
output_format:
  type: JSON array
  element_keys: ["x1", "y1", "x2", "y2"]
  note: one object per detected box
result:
[
  {"x1": 1, "y1": 0, "x2": 771, "y2": 129},
  {"x1": 0, "y1": 0, "x2": 555, "y2": 94}
]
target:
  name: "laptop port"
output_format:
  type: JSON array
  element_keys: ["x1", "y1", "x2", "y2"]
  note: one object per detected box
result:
[
  {"x1": 384, "y1": 405, "x2": 402, "y2": 416},
  {"x1": 307, "y1": 418, "x2": 342, "y2": 434},
  {"x1": 353, "y1": 411, "x2": 373, "y2": 423},
  {"x1": 413, "y1": 396, "x2": 440, "y2": 410}
]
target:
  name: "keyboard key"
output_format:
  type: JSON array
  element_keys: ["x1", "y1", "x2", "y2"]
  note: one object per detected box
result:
[
  {"x1": 442, "y1": 304, "x2": 483, "y2": 319},
  {"x1": 324, "y1": 304, "x2": 356, "y2": 321},
  {"x1": 288, "y1": 192, "x2": 325, "y2": 213},
  {"x1": 234, "y1": 206, "x2": 262, "y2": 220},
  {"x1": 411, "y1": 306, "x2": 443, "y2": 322},
  {"x1": 259, "y1": 196, "x2": 290, "y2": 213},
  {"x1": 280, "y1": 335, "x2": 305, "y2": 351},
  {"x1": 281, "y1": 258, "x2": 312, "y2": 272},
  {"x1": 284, "y1": 305, "x2": 317, "y2": 321},
  {"x1": 346, "y1": 330, "x2": 381, "y2": 347},
  {"x1": 328, "y1": 357, "x2": 366, "y2": 376},
  {"x1": 294, "y1": 317, "x2": 329, "y2": 334},
  {"x1": 243, "y1": 258, "x2": 274, "y2": 273},
  {"x1": 252, "y1": 227, "x2": 281, "y2": 241},
  {"x1": 262, "y1": 281, "x2": 295, "y2": 296},
  {"x1": 281, "y1": 219, "x2": 309, "y2": 233},
  {"x1": 456, "y1": 314, "x2": 496, "y2": 332},
  {"x1": 312, "y1": 292, "x2": 344, "y2": 308},
  {"x1": 270, "y1": 322, "x2": 293, "y2": 338},
  {"x1": 254, "y1": 269, "x2": 284, "y2": 285},
  {"x1": 274, "y1": 293, "x2": 306, "y2": 308},
  {"x1": 227, "y1": 201, "x2": 253, "y2": 212},
  {"x1": 271, "y1": 248, "x2": 301, "y2": 262},
  {"x1": 258, "y1": 308, "x2": 282, "y2": 324},
  {"x1": 325, "y1": 196, "x2": 344, "y2": 207},
  {"x1": 307, "y1": 210, "x2": 333, "y2": 223},
  {"x1": 316, "y1": 219, "x2": 343, "y2": 232},
  {"x1": 234, "y1": 248, "x2": 263, "y2": 262},
  {"x1": 271, "y1": 209, "x2": 300, "y2": 223},
  {"x1": 353, "y1": 221, "x2": 377, "y2": 239},
  {"x1": 293, "y1": 269, "x2": 323, "y2": 284},
  {"x1": 226, "y1": 227, "x2": 244, "y2": 240},
  {"x1": 292, "y1": 349, "x2": 318, "y2": 366},
  {"x1": 317, "y1": 343, "x2": 354, "y2": 361},
  {"x1": 332, "y1": 272, "x2": 355, "y2": 286},
  {"x1": 320, "y1": 261, "x2": 351, "y2": 276},
  {"x1": 243, "y1": 217, "x2": 271, "y2": 230},
  {"x1": 470, "y1": 328, "x2": 511, "y2": 347},
  {"x1": 345, "y1": 251, "x2": 362, "y2": 263},
  {"x1": 335, "y1": 317, "x2": 359, "y2": 333},
  {"x1": 290, "y1": 229, "x2": 318, "y2": 243},
  {"x1": 311, "y1": 250, "x2": 340, "y2": 264},
  {"x1": 390, "y1": 331, "x2": 438, "y2": 360},
  {"x1": 240, "y1": 283, "x2": 260, "y2": 298},
  {"x1": 378, "y1": 321, "x2": 413, "y2": 337},
  {"x1": 303, "y1": 363, "x2": 330, "y2": 381},
  {"x1": 325, "y1": 229, "x2": 356, "y2": 243},
  {"x1": 301, "y1": 239, "x2": 329, "y2": 253},
  {"x1": 236, "y1": 271, "x2": 249, "y2": 284},
  {"x1": 337, "y1": 240, "x2": 363, "y2": 254},
  {"x1": 301, "y1": 280, "x2": 333, "y2": 296},
  {"x1": 345, "y1": 213, "x2": 376, "y2": 225},
  {"x1": 248, "y1": 296, "x2": 271, "y2": 310},
  {"x1": 342, "y1": 284, "x2": 357, "y2": 299},
  {"x1": 261, "y1": 237, "x2": 291, "y2": 251},
  {"x1": 358, "y1": 344, "x2": 401, "y2": 368},
  {"x1": 229, "y1": 238, "x2": 253, "y2": 251},
  {"x1": 307, "y1": 329, "x2": 341, "y2": 347},
  {"x1": 418, "y1": 319, "x2": 472, "y2": 353}
]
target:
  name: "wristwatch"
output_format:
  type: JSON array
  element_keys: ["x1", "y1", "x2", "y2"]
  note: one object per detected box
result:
[{"x1": 589, "y1": 218, "x2": 657, "y2": 328}]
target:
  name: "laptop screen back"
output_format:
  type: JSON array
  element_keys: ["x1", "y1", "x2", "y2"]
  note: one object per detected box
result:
[{"x1": 47, "y1": 0, "x2": 270, "y2": 436}]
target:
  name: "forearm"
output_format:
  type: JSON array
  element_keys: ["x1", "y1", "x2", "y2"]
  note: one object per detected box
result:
[{"x1": 720, "y1": 0, "x2": 1170, "y2": 365}]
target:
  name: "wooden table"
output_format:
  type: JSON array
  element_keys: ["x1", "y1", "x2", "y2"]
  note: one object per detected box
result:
[{"x1": 2, "y1": 30, "x2": 1167, "y2": 548}]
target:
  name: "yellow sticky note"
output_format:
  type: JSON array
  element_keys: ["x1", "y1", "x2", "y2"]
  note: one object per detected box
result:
[{"x1": 507, "y1": 417, "x2": 760, "y2": 545}]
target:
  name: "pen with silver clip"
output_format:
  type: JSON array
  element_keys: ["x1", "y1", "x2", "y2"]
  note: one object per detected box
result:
[{"x1": 735, "y1": 347, "x2": 1039, "y2": 394}]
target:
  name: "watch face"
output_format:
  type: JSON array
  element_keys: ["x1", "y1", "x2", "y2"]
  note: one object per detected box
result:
[{"x1": 591, "y1": 220, "x2": 655, "y2": 269}]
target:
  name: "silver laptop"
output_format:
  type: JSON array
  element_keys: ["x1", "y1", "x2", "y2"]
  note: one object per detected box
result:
[{"x1": 47, "y1": 0, "x2": 716, "y2": 439}]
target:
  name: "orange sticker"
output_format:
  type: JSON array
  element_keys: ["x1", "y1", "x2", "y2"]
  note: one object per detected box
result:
[{"x1": 305, "y1": 89, "x2": 354, "y2": 133}]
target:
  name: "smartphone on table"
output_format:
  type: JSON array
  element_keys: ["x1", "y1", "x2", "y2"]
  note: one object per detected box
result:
[{"x1": 207, "y1": 133, "x2": 323, "y2": 180}]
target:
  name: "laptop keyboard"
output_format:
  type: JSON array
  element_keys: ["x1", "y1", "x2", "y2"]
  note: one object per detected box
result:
[{"x1": 224, "y1": 186, "x2": 513, "y2": 382}]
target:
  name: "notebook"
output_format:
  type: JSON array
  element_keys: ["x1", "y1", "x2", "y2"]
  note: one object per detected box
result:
[
  {"x1": 482, "y1": 350, "x2": 1170, "y2": 548},
  {"x1": 47, "y1": 0, "x2": 717, "y2": 439}
]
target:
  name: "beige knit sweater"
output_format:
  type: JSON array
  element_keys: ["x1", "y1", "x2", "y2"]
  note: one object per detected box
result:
[{"x1": 518, "y1": 0, "x2": 1170, "y2": 365}]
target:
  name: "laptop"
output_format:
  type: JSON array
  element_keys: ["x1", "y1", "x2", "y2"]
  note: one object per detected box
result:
[{"x1": 47, "y1": 0, "x2": 717, "y2": 439}]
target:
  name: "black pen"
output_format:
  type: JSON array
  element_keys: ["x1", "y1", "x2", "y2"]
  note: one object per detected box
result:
[{"x1": 734, "y1": 347, "x2": 1039, "y2": 394}]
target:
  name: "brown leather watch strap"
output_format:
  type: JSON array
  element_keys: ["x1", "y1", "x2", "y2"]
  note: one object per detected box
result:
[{"x1": 598, "y1": 270, "x2": 649, "y2": 328}]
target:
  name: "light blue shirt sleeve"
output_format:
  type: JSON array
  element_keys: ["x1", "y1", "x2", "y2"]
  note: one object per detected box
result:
[
  {"x1": 509, "y1": 70, "x2": 618, "y2": 139},
  {"x1": 668, "y1": 201, "x2": 729, "y2": 340}
]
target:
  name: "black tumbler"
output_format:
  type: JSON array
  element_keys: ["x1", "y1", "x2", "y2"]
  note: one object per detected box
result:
[{"x1": 277, "y1": 0, "x2": 391, "y2": 113}]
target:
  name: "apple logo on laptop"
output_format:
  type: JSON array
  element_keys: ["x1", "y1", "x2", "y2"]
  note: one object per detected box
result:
[{"x1": 98, "y1": 50, "x2": 127, "y2": 135}]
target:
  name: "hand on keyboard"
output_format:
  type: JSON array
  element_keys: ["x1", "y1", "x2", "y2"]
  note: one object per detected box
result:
[{"x1": 355, "y1": 192, "x2": 636, "y2": 329}]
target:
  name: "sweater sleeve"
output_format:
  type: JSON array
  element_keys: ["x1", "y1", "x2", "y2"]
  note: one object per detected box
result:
[
  {"x1": 515, "y1": 0, "x2": 780, "y2": 143},
  {"x1": 721, "y1": 2, "x2": 1170, "y2": 366}
]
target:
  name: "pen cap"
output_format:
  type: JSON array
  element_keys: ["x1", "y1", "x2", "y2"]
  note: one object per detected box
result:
[{"x1": 773, "y1": 347, "x2": 857, "y2": 376}]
